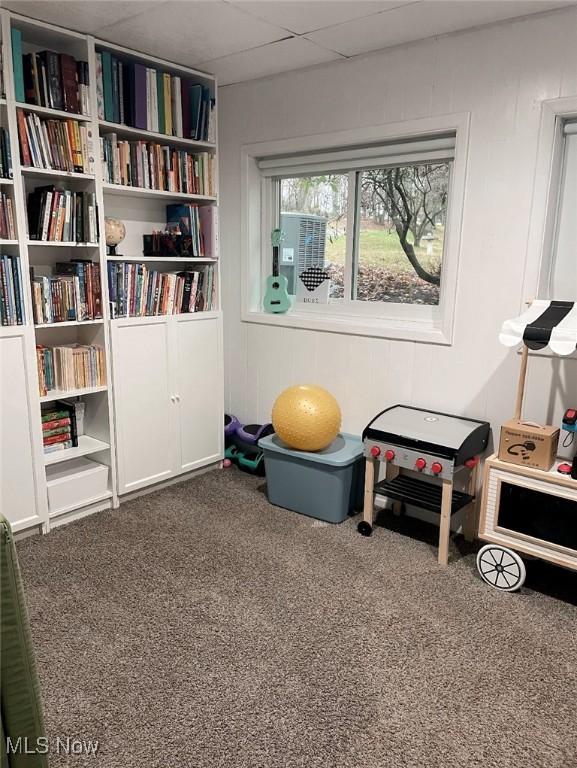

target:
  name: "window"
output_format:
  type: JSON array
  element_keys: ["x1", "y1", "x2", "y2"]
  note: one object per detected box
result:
[
  {"x1": 549, "y1": 119, "x2": 577, "y2": 300},
  {"x1": 242, "y1": 115, "x2": 469, "y2": 343},
  {"x1": 277, "y1": 163, "x2": 450, "y2": 307}
]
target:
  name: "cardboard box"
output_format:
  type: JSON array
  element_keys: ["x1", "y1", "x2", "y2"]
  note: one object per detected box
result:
[{"x1": 498, "y1": 419, "x2": 559, "y2": 471}]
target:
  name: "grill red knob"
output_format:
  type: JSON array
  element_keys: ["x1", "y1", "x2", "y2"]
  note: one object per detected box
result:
[
  {"x1": 431, "y1": 462, "x2": 443, "y2": 475},
  {"x1": 385, "y1": 449, "x2": 395, "y2": 461},
  {"x1": 415, "y1": 458, "x2": 427, "y2": 471},
  {"x1": 370, "y1": 446, "x2": 381, "y2": 457}
]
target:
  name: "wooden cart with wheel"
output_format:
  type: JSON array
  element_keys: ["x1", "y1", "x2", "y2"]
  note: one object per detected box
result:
[{"x1": 476, "y1": 300, "x2": 577, "y2": 591}]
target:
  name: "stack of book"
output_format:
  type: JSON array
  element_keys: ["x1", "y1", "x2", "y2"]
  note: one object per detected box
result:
[
  {"x1": 95, "y1": 52, "x2": 215, "y2": 142},
  {"x1": 11, "y1": 29, "x2": 90, "y2": 115},
  {"x1": 0, "y1": 254, "x2": 25, "y2": 325},
  {"x1": 30, "y1": 261, "x2": 103, "y2": 324},
  {"x1": 100, "y1": 134, "x2": 215, "y2": 195},
  {"x1": 0, "y1": 192, "x2": 16, "y2": 239},
  {"x1": 107, "y1": 263, "x2": 215, "y2": 318},
  {"x1": 27, "y1": 186, "x2": 98, "y2": 242},
  {"x1": 40, "y1": 402, "x2": 79, "y2": 454},
  {"x1": 0, "y1": 128, "x2": 13, "y2": 179},
  {"x1": 17, "y1": 110, "x2": 95, "y2": 174},
  {"x1": 36, "y1": 342, "x2": 106, "y2": 396}
]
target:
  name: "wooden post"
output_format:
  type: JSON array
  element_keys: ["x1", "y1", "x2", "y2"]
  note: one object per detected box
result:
[
  {"x1": 462, "y1": 462, "x2": 479, "y2": 542},
  {"x1": 363, "y1": 457, "x2": 376, "y2": 527},
  {"x1": 514, "y1": 344, "x2": 529, "y2": 421},
  {"x1": 438, "y1": 478, "x2": 453, "y2": 566}
]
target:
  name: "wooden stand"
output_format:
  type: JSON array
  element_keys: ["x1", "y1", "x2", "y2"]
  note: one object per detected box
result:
[{"x1": 362, "y1": 459, "x2": 479, "y2": 566}]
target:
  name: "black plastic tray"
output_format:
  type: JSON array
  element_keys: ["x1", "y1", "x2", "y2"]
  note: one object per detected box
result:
[{"x1": 374, "y1": 474, "x2": 473, "y2": 514}]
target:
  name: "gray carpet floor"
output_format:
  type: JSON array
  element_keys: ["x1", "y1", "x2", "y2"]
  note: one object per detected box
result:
[{"x1": 16, "y1": 468, "x2": 577, "y2": 768}]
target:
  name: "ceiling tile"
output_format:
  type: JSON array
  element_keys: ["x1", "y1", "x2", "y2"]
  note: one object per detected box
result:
[
  {"x1": 306, "y1": 1, "x2": 573, "y2": 57},
  {"x1": 1, "y1": 1, "x2": 162, "y2": 34},
  {"x1": 202, "y1": 36, "x2": 342, "y2": 85},
  {"x1": 230, "y1": 0, "x2": 415, "y2": 35},
  {"x1": 95, "y1": 0, "x2": 289, "y2": 67}
]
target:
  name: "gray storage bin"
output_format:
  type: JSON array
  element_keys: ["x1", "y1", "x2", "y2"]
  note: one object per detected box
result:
[{"x1": 259, "y1": 433, "x2": 365, "y2": 523}]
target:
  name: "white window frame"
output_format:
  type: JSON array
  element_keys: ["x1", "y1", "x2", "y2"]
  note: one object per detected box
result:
[
  {"x1": 241, "y1": 113, "x2": 471, "y2": 344},
  {"x1": 524, "y1": 95, "x2": 577, "y2": 302}
]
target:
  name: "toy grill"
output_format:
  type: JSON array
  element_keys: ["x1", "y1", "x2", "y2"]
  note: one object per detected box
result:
[
  {"x1": 363, "y1": 405, "x2": 490, "y2": 514},
  {"x1": 360, "y1": 405, "x2": 490, "y2": 564}
]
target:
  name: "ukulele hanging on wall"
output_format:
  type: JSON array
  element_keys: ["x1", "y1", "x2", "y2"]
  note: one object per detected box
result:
[{"x1": 263, "y1": 228, "x2": 291, "y2": 314}]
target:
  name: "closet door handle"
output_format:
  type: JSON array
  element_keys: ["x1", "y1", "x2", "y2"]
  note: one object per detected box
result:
[
  {"x1": 170, "y1": 395, "x2": 176, "y2": 403},
  {"x1": 175, "y1": 395, "x2": 181, "y2": 402}
]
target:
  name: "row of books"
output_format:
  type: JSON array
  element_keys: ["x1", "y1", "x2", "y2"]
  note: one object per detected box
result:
[
  {"x1": 27, "y1": 187, "x2": 98, "y2": 243},
  {"x1": 36, "y1": 343, "x2": 106, "y2": 396},
  {"x1": 0, "y1": 128, "x2": 13, "y2": 179},
  {"x1": 107, "y1": 263, "x2": 216, "y2": 318},
  {"x1": 12, "y1": 29, "x2": 90, "y2": 115},
  {"x1": 95, "y1": 52, "x2": 215, "y2": 142},
  {"x1": 0, "y1": 254, "x2": 24, "y2": 325},
  {"x1": 100, "y1": 135, "x2": 215, "y2": 196},
  {"x1": 0, "y1": 192, "x2": 16, "y2": 240},
  {"x1": 17, "y1": 110, "x2": 95, "y2": 174},
  {"x1": 31, "y1": 261, "x2": 103, "y2": 325},
  {"x1": 40, "y1": 401, "x2": 83, "y2": 454}
]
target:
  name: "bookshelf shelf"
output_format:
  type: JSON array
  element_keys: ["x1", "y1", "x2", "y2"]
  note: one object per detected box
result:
[
  {"x1": 0, "y1": 98, "x2": 6, "y2": 106},
  {"x1": 15, "y1": 101, "x2": 92, "y2": 123},
  {"x1": 106, "y1": 255, "x2": 218, "y2": 263},
  {"x1": 39, "y1": 385, "x2": 108, "y2": 403},
  {"x1": 101, "y1": 183, "x2": 217, "y2": 203},
  {"x1": 27, "y1": 240, "x2": 99, "y2": 247},
  {"x1": 35, "y1": 319, "x2": 104, "y2": 329},
  {"x1": 111, "y1": 310, "x2": 221, "y2": 325},
  {"x1": 0, "y1": 239, "x2": 18, "y2": 245},
  {"x1": 0, "y1": 178, "x2": 14, "y2": 185},
  {"x1": 44, "y1": 434, "x2": 110, "y2": 466},
  {"x1": 21, "y1": 167, "x2": 95, "y2": 180},
  {"x1": 98, "y1": 120, "x2": 216, "y2": 152}
]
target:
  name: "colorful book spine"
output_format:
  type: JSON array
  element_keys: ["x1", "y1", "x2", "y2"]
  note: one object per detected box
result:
[
  {"x1": 96, "y1": 53, "x2": 105, "y2": 120},
  {"x1": 107, "y1": 262, "x2": 215, "y2": 318},
  {"x1": 102, "y1": 51, "x2": 114, "y2": 122},
  {"x1": 100, "y1": 135, "x2": 215, "y2": 195},
  {"x1": 30, "y1": 260, "x2": 102, "y2": 325},
  {"x1": 0, "y1": 255, "x2": 24, "y2": 326},
  {"x1": 11, "y1": 28, "x2": 25, "y2": 102},
  {"x1": 17, "y1": 110, "x2": 93, "y2": 174},
  {"x1": 36, "y1": 343, "x2": 106, "y2": 396}
]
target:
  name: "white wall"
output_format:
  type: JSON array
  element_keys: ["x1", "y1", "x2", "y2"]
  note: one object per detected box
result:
[{"x1": 218, "y1": 7, "x2": 577, "y2": 456}]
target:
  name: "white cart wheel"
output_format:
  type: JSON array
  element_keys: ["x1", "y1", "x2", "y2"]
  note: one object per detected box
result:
[{"x1": 476, "y1": 544, "x2": 526, "y2": 592}]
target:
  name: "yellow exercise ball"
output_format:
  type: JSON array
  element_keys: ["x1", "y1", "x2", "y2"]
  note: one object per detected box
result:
[{"x1": 272, "y1": 384, "x2": 342, "y2": 452}]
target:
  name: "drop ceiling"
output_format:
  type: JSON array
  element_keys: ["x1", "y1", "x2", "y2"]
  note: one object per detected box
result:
[{"x1": 2, "y1": 0, "x2": 574, "y2": 85}]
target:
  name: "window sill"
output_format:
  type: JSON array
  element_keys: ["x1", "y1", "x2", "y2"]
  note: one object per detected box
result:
[{"x1": 241, "y1": 309, "x2": 452, "y2": 344}]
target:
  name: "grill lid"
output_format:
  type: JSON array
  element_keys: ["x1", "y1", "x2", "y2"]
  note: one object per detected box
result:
[{"x1": 364, "y1": 405, "x2": 486, "y2": 451}]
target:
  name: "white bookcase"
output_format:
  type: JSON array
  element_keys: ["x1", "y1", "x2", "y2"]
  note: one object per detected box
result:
[{"x1": 0, "y1": 9, "x2": 223, "y2": 534}]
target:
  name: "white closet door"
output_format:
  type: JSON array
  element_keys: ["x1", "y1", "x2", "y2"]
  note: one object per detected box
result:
[
  {"x1": 173, "y1": 314, "x2": 223, "y2": 473},
  {"x1": 0, "y1": 332, "x2": 43, "y2": 530},
  {"x1": 111, "y1": 318, "x2": 176, "y2": 493}
]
